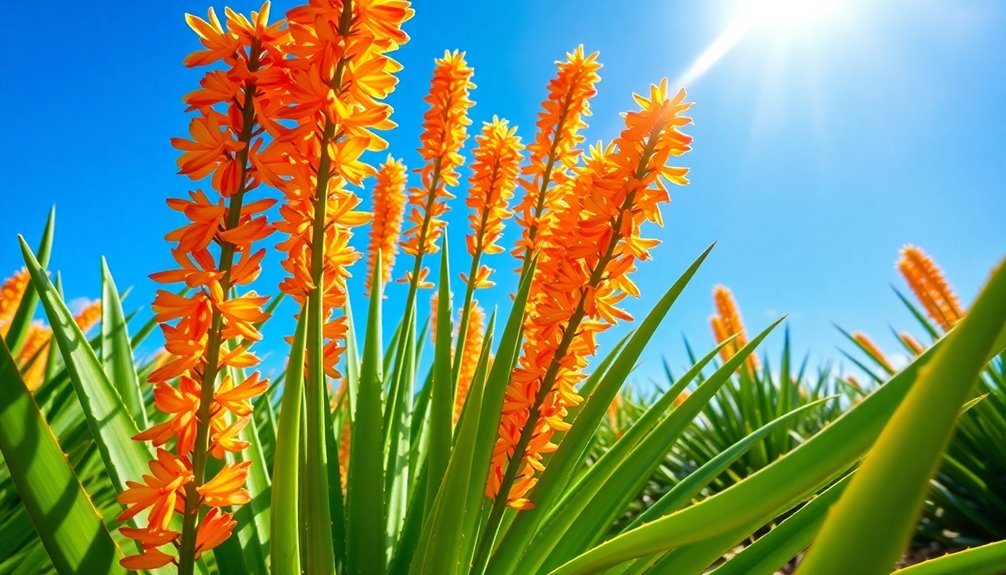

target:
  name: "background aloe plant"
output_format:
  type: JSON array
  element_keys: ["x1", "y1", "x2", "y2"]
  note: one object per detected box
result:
[{"x1": 2, "y1": 210, "x2": 1005, "y2": 575}]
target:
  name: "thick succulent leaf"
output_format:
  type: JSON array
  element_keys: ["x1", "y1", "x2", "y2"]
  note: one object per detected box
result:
[
  {"x1": 547, "y1": 312, "x2": 1006, "y2": 575},
  {"x1": 100, "y1": 258, "x2": 147, "y2": 428},
  {"x1": 4, "y1": 208, "x2": 54, "y2": 353},
  {"x1": 19, "y1": 237, "x2": 152, "y2": 493},
  {"x1": 0, "y1": 337, "x2": 125, "y2": 575},
  {"x1": 347, "y1": 256, "x2": 387, "y2": 575},
  {"x1": 892, "y1": 540, "x2": 1006, "y2": 575},
  {"x1": 798, "y1": 259, "x2": 1006, "y2": 575}
]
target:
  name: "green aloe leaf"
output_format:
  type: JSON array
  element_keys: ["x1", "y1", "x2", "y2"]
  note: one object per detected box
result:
[
  {"x1": 410, "y1": 258, "x2": 536, "y2": 575},
  {"x1": 547, "y1": 307, "x2": 1006, "y2": 575},
  {"x1": 100, "y1": 258, "x2": 147, "y2": 428},
  {"x1": 427, "y1": 241, "x2": 454, "y2": 513},
  {"x1": 270, "y1": 310, "x2": 307, "y2": 575},
  {"x1": 797, "y1": 259, "x2": 1006, "y2": 575},
  {"x1": 0, "y1": 337, "x2": 125, "y2": 575},
  {"x1": 712, "y1": 473, "x2": 853, "y2": 575},
  {"x1": 5, "y1": 208, "x2": 54, "y2": 353},
  {"x1": 19, "y1": 236, "x2": 152, "y2": 493},
  {"x1": 534, "y1": 317, "x2": 784, "y2": 573},
  {"x1": 347, "y1": 255, "x2": 387, "y2": 575},
  {"x1": 891, "y1": 540, "x2": 1006, "y2": 575}
]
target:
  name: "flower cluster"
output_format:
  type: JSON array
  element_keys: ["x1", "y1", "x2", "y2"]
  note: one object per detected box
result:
[
  {"x1": 462, "y1": 117, "x2": 524, "y2": 289},
  {"x1": 365, "y1": 155, "x2": 409, "y2": 293},
  {"x1": 19, "y1": 301, "x2": 101, "y2": 390},
  {"x1": 118, "y1": 4, "x2": 283, "y2": 569},
  {"x1": 513, "y1": 46, "x2": 601, "y2": 262},
  {"x1": 488, "y1": 81, "x2": 693, "y2": 508},
  {"x1": 0, "y1": 273, "x2": 101, "y2": 391},
  {"x1": 710, "y1": 285, "x2": 760, "y2": 373},
  {"x1": 265, "y1": 0, "x2": 413, "y2": 377},
  {"x1": 400, "y1": 50, "x2": 476, "y2": 287}
]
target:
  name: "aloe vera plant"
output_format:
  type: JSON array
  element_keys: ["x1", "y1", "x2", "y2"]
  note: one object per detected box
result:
[{"x1": 0, "y1": 2, "x2": 1005, "y2": 575}]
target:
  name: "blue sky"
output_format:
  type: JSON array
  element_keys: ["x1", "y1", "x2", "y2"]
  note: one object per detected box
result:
[{"x1": 1, "y1": 0, "x2": 1003, "y2": 386}]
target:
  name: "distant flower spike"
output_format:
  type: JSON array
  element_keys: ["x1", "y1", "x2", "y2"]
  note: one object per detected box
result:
[
  {"x1": 710, "y1": 285, "x2": 759, "y2": 373},
  {"x1": 897, "y1": 246, "x2": 965, "y2": 331},
  {"x1": 0, "y1": 268, "x2": 30, "y2": 337},
  {"x1": 400, "y1": 50, "x2": 476, "y2": 284},
  {"x1": 461, "y1": 117, "x2": 524, "y2": 290},
  {"x1": 852, "y1": 331, "x2": 894, "y2": 374},
  {"x1": 366, "y1": 156, "x2": 408, "y2": 294},
  {"x1": 899, "y1": 331, "x2": 925, "y2": 355}
]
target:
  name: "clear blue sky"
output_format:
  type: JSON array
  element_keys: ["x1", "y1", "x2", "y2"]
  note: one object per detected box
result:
[{"x1": 1, "y1": 0, "x2": 1003, "y2": 385}]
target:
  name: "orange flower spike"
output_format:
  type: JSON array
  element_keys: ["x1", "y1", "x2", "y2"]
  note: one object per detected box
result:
[
  {"x1": 897, "y1": 245, "x2": 965, "y2": 331},
  {"x1": 365, "y1": 155, "x2": 408, "y2": 293},
  {"x1": 514, "y1": 46, "x2": 602, "y2": 261},
  {"x1": 488, "y1": 83, "x2": 693, "y2": 509},
  {"x1": 454, "y1": 301, "x2": 485, "y2": 425},
  {"x1": 400, "y1": 50, "x2": 476, "y2": 279},
  {"x1": 710, "y1": 285, "x2": 759, "y2": 372},
  {"x1": 125, "y1": 6, "x2": 281, "y2": 570},
  {"x1": 853, "y1": 331, "x2": 895, "y2": 373},
  {"x1": 462, "y1": 117, "x2": 524, "y2": 290}
]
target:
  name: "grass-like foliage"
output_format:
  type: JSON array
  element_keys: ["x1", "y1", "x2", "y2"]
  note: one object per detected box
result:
[{"x1": 0, "y1": 2, "x2": 1004, "y2": 574}]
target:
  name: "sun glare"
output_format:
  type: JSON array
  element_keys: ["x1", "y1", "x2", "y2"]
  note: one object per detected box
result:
[
  {"x1": 675, "y1": 0, "x2": 847, "y2": 87},
  {"x1": 736, "y1": 0, "x2": 842, "y2": 30}
]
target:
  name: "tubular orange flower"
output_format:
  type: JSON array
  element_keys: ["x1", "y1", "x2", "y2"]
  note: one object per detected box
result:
[
  {"x1": 0, "y1": 268, "x2": 30, "y2": 335},
  {"x1": 121, "y1": 4, "x2": 283, "y2": 571},
  {"x1": 117, "y1": 448, "x2": 194, "y2": 529},
  {"x1": 365, "y1": 155, "x2": 408, "y2": 293},
  {"x1": 710, "y1": 285, "x2": 759, "y2": 373},
  {"x1": 852, "y1": 331, "x2": 895, "y2": 373},
  {"x1": 513, "y1": 45, "x2": 601, "y2": 262},
  {"x1": 899, "y1": 331, "x2": 925, "y2": 355},
  {"x1": 454, "y1": 301, "x2": 485, "y2": 425},
  {"x1": 400, "y1": 50, "x2": 475, "y2": 283},
  {"x1": 487, "y1": 80, "x2": 693, "y2": 510},
  {"x1": 461, "y1": 116, "x2": 524, "y2": 290},
  {"x1": 897, "y1": 245, "x2": 965, "y2": 331}
]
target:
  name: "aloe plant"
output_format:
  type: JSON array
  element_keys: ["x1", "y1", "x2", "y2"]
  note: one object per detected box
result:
[{"x1": 1, "y1": 2, "x2": 1005, "y2": 575}]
